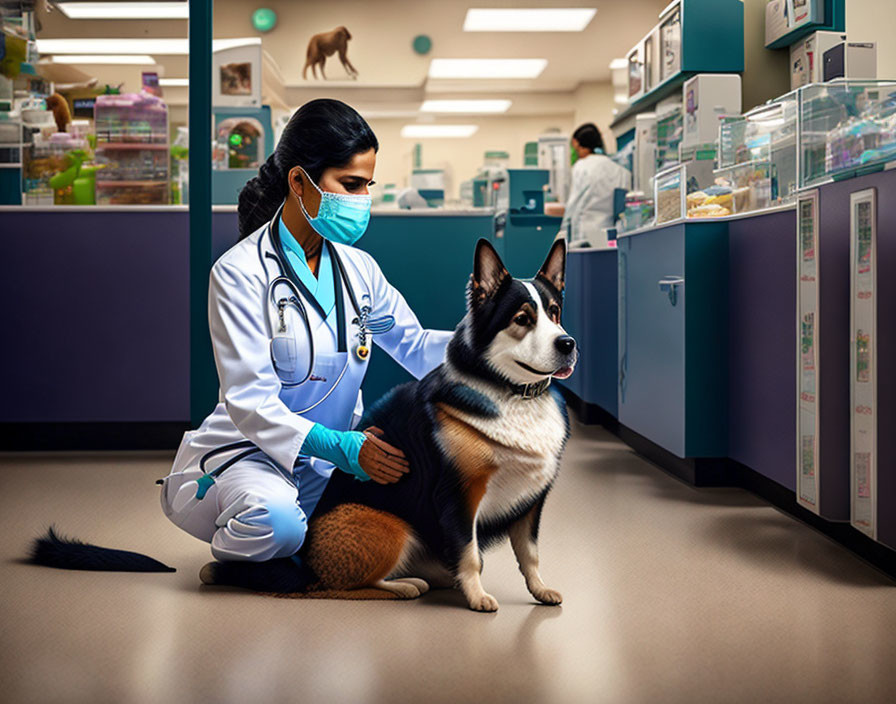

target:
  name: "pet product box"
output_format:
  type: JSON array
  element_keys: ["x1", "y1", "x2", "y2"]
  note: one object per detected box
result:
[{"x1": 681, "y1": 74, "x2": 742, "y2": 150}]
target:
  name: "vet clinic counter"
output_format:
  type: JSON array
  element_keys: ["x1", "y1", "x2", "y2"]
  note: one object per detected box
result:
[
  {"x1": 557, "y1": 167, "x2": 896, "y2": 563},
  {"x1": 0, "y1": 205, "x2": 516, "y2": 443},
  {"x1": 3, "y1": 169, "x2": 895, "y2": 567}
]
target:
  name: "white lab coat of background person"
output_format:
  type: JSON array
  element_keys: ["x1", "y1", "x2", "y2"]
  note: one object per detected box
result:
[
  {"x1": 559, "y1": 152, "x2": 631, "y2": 247},
  {"x1": 159, "y1": 217, "x2": 452, "y2": 562}
]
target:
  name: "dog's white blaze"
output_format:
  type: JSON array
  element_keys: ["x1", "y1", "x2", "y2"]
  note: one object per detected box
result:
[
  {"x1": 440, "y1": 366, "x2": 566, "y2": 523},
  {"x1": 484, "y1": 282, "x2": 570, "y2": 386}
]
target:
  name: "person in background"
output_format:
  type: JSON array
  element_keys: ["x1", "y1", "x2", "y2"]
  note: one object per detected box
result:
[{"x1": 559, "y1": 122, "x2": 631, "y2": 247}]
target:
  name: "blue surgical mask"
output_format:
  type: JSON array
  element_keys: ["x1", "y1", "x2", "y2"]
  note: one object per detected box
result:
[{"x1": 297, "y1": 168, "x2": 372, "y2": 246}]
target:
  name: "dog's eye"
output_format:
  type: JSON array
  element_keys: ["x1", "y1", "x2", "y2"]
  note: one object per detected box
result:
[{"x1": 514, "y1": 313, "x2": 532, "y2": 326}]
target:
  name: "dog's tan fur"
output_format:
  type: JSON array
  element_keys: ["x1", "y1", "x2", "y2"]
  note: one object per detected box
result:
[
  {"x1": 303, "y1": 26, "x2": 358, "y2": 80},
  {"x1": 275, "y1": 503, "x2": 427, "y2": 600}
]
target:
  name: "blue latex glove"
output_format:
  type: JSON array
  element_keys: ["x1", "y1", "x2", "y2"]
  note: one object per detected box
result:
[{"x1": 300, "y1": 423, "x2": 370, "y2": 481}]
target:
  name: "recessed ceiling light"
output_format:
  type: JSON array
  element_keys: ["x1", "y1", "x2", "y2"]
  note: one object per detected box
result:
[
  {"x1": 464, "y1": 8, "x2": 596, "y2": 32},
  {"x1": 159, "y1": 78, "x2": 189, "y2": 86},
  {"x1": 36, "y1": 37, "x2": 258, "y2": 55},
  {"x1": 48, "y1": 55, "x2": 157, "y2": 65},
  {"x1": 421, "y1": 99, "x2": 511, "y2": 114},
  {"x1": 401, "y1": 124, "x2": 479, "y2": 138},
  {"x1": 428, "y1": 59, "x2": 547, "y2": 79},
  {"x1": 57, "y1": 2, "x2": 188, "y2": 20}
]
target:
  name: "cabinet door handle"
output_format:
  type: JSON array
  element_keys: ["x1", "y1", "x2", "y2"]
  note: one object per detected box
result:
[{"x1": 658, "y1": 277, "x2": 684, "y2": 306}]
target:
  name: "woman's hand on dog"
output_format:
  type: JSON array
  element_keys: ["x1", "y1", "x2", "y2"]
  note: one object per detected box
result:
[{"x1": 359, "y1": 427, "x2": 410, "y2": 484}]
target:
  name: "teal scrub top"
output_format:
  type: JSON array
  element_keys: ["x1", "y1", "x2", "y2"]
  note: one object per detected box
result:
[{"x1": 278, "y1": 218, "x2": 336, "y2": 318}]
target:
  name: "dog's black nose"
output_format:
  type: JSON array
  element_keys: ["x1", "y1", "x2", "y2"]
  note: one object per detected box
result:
[{"x1": 555, "y1": 335, "x2": 576, "y2": 355}]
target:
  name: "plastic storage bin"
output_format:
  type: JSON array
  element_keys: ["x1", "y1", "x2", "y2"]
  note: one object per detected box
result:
[
  {"x1": 714, "y1": 92, "x2": 799, "y2": 214},
  {"x1": 799, "y1": 80, "x2": 896, "y2": 188}
]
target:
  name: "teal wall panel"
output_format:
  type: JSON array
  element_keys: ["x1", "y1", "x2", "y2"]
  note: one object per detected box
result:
[{"x1": 356, "y1": 214, "x2": 495, "y2": 405}]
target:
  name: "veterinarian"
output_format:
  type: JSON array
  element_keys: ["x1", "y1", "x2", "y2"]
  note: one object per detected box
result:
[
  {"x1": 160, "y1": 99, "x2": 452, "y2": 569},
  {"x1": 559, "y1": 122, "x2": 631, "y2": 247}
]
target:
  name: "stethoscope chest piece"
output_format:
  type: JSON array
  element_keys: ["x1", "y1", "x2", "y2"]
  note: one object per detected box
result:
[{"x1": 351, "y1": 304, "x2": 394, "y2": 363}]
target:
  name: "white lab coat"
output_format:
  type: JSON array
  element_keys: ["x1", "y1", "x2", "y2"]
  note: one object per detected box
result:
[
  {"x1": 560, "y1": 153, "x2": 631, "y2": 245},
  {"x1": 159, "y1": 217, "x2": 452, "y2": 560}
]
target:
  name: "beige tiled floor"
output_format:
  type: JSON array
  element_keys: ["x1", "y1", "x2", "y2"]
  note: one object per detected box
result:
[{"x1": 2, "y1": 419, "x2": 895, "y2": 704}]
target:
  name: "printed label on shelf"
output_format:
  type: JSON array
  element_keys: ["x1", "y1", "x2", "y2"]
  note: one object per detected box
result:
[
  {"x1": 796, "y1": 191, "x2": 820, "y2": 510},
  {"x1": 850, "y1": 189, "x2": 877, "y2": 537}
]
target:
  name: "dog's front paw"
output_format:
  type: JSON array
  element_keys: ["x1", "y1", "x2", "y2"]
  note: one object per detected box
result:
[
  {"x1": 468, "y1": 592, "x2": 500, "y2": 612},
  {"x1": 532, "y1": 587, "x2": 563, "y2": 605}
]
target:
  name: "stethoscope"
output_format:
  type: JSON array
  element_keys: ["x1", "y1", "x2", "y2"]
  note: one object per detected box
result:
[
  {"x1": 258, "y1": 204, "x2": 395, "y2": 392},
  {"x1": 177, "y1": 205, "x2": 397, "y2": 500}
]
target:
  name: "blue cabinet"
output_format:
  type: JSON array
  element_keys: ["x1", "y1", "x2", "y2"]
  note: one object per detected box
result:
[
  {"x1": 558, "y1": 250, "x2": 619, "y2": 417},
  {"x1": 617, "y1": 222, "x2": 728, "y2": 458}
]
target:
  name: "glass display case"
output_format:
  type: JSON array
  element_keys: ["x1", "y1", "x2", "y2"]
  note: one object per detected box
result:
[
  {"x1": 94, "y1": 93, "x2": 169, "y2": 205},
  {"x1": 619, "y1": 190, "x2": 655, "y2": 232},
  {"x1": 655, "y1": 158, "x2": 720, "y2": 223},
  {"x1": 654, "y1": 164, "x2": 685, "y2": 223},
  {"x1": 713, "y1": 91, "x2": 799, "y2": 214},
  {"x1": 800, "y1": 80, "x2": 896, "y2": 188}
]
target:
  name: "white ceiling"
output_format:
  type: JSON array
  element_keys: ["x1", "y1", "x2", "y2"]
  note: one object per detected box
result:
[{"x1": 39, "y1": 0, "x2": 671, "y2": 115}]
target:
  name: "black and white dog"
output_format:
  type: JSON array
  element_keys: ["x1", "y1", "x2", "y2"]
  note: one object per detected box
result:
[{"x1": 30, "y1": 238, "x2": 577, "y2": 613}]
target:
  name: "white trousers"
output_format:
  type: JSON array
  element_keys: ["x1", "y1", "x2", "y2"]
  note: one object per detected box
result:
[{"x1": 160, "y1": 456, "x2": 331, "y2": 562}]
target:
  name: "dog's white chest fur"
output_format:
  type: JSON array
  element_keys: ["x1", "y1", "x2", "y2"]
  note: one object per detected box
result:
[{"x1": 441, "y1": 372, "x2": 566, "y2": 523}]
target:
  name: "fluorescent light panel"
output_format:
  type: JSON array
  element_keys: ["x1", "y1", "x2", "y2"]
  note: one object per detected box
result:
[
  {"x1": 36, "y1": 37, "x2": 259, "y2": 55},
  {"x1": 159, "y1": 78, "x2": 189, "y2": 86},
  {"x1": 50, "y1": 54, "x2": 156, "y2": 65},
  {"x1": 420, "y1": 99, "x2": 511, "y2": 114},
  {"x1": 428, "y1": 59, "x2": 547, "y2": 79},
  {"x1": 57, "y1": 2, "x2": 188, "y2": 19},
  {"x1": 464, "y1": 8, "x2": 596, "y2": 32},
  {"x1": 401, "y1": 124, "x2": 479, "y2": 138}
]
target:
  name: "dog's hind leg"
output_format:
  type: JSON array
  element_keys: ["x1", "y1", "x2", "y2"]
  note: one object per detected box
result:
[{"x1": 303, "y1": 504, "x2": 428, "y2": 599}]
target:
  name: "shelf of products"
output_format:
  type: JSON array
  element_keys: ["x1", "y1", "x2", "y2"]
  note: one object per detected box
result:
[
  {"x1": 611, "y1": 0, "x2": 743, "y2": 130},
  {"x1": 94, "y1": 93, "x2": 169, "y2": 205}
]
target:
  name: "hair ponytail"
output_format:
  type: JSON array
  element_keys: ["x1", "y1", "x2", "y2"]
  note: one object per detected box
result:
[
  {"x1": 237, "y1": 153, "x2": 287, "y2": 241},
  {"x1": 237, "y1": 99, "x2": 379, "y2": 238}
]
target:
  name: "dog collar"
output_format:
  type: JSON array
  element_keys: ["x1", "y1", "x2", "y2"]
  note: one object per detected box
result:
[{"x1": 509, "y1": 378, "x2": 551, "y2": 400}]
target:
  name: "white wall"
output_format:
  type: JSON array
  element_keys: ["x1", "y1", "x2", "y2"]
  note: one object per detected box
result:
[
  {"x1": 846, "y1": 0, "x2": 896, "y2": 80},
  {"x1": 365, "y1": 114, "x2": 574, "y2": 200},
  {"x1": 573, "y1": 81, "x2": 618, "y2": 153}
]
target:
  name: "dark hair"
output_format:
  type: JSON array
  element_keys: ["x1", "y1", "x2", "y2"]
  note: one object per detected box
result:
[
  {"x1": 572, "y1": 123, "x2": 604, "y2": 153},
  {"x1": 237, "y1": 99, "x2": 379, "y2": 238}
]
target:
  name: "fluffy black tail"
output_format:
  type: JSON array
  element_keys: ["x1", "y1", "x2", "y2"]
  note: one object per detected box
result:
[{"x1": 27, "y1": 526, "x2": 175, "y2": 573}]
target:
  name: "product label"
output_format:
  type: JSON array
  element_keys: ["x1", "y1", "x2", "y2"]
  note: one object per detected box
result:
[
  {"x1": 797, "y1": 192, "x2": 819, "y2": 508},
  {"x1": 850, "y1": 190, "x2": 876, "y2": 536}
]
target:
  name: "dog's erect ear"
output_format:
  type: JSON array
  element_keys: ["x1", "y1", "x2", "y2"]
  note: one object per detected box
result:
[
  {"x1": 536, "y1": 237, "x2": 567, "y2": 294},
  {"x1": 471, "y1": 238, "x2": 509, "y2": 305}
]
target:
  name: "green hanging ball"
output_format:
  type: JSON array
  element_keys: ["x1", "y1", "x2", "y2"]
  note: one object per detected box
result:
[
  {"x1": 252, "y1": 8, "x2": 277, "y2": 33},
  {"x1": 230, "y1": 133, "x2": 243, "y2": 147},
  {"x1": 412, "y1": 35, "x2": 432, "y2": 56}
]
